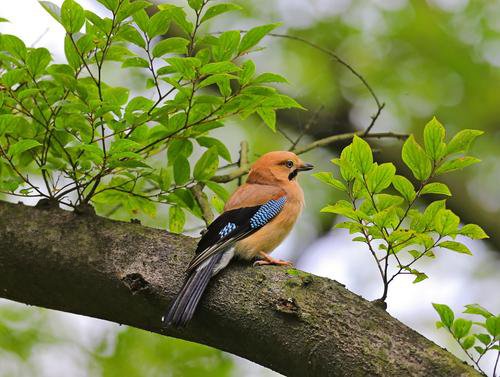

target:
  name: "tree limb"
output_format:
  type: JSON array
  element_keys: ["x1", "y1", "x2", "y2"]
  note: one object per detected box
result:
[{"x1": 0, "y1": 201, "x2": 479, "y2": 377}]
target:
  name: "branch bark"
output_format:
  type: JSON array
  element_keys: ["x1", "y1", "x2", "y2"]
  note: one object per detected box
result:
[{"x1": 0, "y1": 201, "x2": 479, "y2": 377}]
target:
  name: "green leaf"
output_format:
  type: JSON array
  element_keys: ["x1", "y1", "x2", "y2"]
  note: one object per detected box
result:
[
  {"x1": 239, "y1": 59, "x2": 255, "y2": 85},
  {"x1": 392, "y1": 175, "x2": 416, "y2": 202},
  {"x1": 474, "y1": 333, "x2": 492, "y2": 346},
  {"x1": 165, "y1": 57, "x2": 201, "y2": 79},
  {"x1": 437, "y1": 241, "x2": 472, "y2": 255},
  {"x1": 312, "y1": 172, "x2": 346, "y2": 191},
  {"x1": 0, "y1": 34, "x2": 27, "y2": 60},
  {"x1": 126, "y1": 96, "x2": 154, "y2": 115},
  {"x1": 485, "y1": 316, "x2": 500, "y2": 337},
  {"x1": 168, "y1": 139, "x2": 193, "y2": 163},
  {"x1": 187, "y1": 0, "x2": 203, "y2": 11},
  {"x1": 147, "y1": 10, "x2": 171, "y2": 38},
  {"x1": 238, "y1": 23, "x2": 280, "y2": 54},
  {"x1": 402, "y1": 135, "x2": 432, "y2": 181},
  {"x1": 452, "y1": 318, "x2": 472, "y2": 339},
  {"x1": 351, "y1": 135, "x2": 373, "y2": 174},
  {"x1": 157, "y1": 5, "x2": 193, "y2": 35},
  {"x1": 61, "y1": 0, "x2": 85, "y2": 33},
  {"x1": 103, "y1": 86, "x2": 129, "y2": 106},
  {"x1": 97, "y1": 0, "x2": 118, "y2": 11},
  {"x1": 122, "y1": 57, "x2": 149, "y2": 68},
  {"x1": 152, "y1": 37, "x2": 190, "y2": 57},
  {"x1": 198, "y1": 73, "x2": 238, "y2": 89},
  {"x1": 464, "y1": 304, "x2": 493, "y2": 319},
  {"x1": 193, "y1": 147, "x2": 219, "y2": 181},
  {"x1": 432, "y1": 303, "x2": 454, "y2": 328},
  {"x1": 201, "y1": 3, "x2": 241, "y2": 23},
  {"x1": 109, "y1": 139, "x2": 140, "y2": 154},
  {"x1": 411, "y1": 270, "x2": 428, "y2": 283},
  {"x1": 446, "y1": 129, "x2": 484, "y2": 155},
  {"x1": 132, "y1": 10, "x2": 149, "y2": 33},
  {"x1": 474, "y1": 346, "x2": 486, "y2": 355},
  {"x1": 39, "y1": 1, "x2": 62, "y2": 23},
  {"x1": 173, "y1": 156, "x2": 190, "y2": 185},
  {"x1": 435, "y1": 156, "x2": 480, "y2": 175},
  {"x1": 117, "y1": 24, "x2": 146, "y2": 48},
  {"x1": 64, "y1": 34, "x2": 81, "y2": 70},
  {"x1": 159, "y1": 166, "x2": 173, "y2": 191},
  {"x1": 335, "y1": 221, "x2": 363, "y2": 233},
  {"x1": 26, "y1": 48, "x2": 51, "y2": 76},
  {"x1": 373, "y1": 207, "x2": 399, "y2": 228},
  {"x1": 367, "y1": 163, "x2": 395, "y2": 193},
  {"x1": 257, "y1": 108, "x2": 276, "y2": 131},
  {"x1": 8, "y1": 139, "x2": 42, "y2": 157},
  {"x1": 374, "y1": 194, "x2": 404, "y2": 210},
  {"x1": 420, "y1": 182, "x2": 451, "y2": 196},
  {"x1": 423, "y1": 117, "x2": 446, "y2": 161},
  {"x1": 414, "y1": 200, "x2": 447, "y2": 232},
  {"x1": 169, "y1": 205, "x2": 185, "y2": 234},
  {"x1": 116, "y1": 1, "x2": 151, "y2": 22},
  {"x1": 321, "y1": 200, "x2": 357, "y2": 220},
  {"x1": 211, "y1": 196, "x2": 225, "y2": 213},
  {"x1": 252, "y1": 72, "x2": 288, "y2": 84},
  {"x1": 205, "y1": 181, "x2": 229, "y2": 202},
  {"x1": 461, "y1": 335, "x2": 475, "y2": 350},
  {"x1": 435, "y1": 209, "x2": 460, "y2": 236},
  {"x1": 196, "y1": 137, "x2": 231, "y2": 162},
  {"x1": 200, "y1": 61, "x2": 240, "y2": 75},
  {"x1": 459, "y1": 224, "x2": 489, "y2": 240}
]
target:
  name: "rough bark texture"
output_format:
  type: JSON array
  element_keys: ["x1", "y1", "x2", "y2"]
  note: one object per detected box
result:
[{"x1": 0, "y1": 201, "x2": 480, "y2": 377}]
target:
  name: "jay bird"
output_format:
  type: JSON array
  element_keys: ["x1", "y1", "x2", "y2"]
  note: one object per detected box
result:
[{"x1": 162, "y1": 151, "x2": 313, "y2": 327}]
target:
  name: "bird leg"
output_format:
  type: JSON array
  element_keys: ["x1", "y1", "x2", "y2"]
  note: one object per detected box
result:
[{"x1": 253, "y1": 251, "x2": 293, "y2": 267}]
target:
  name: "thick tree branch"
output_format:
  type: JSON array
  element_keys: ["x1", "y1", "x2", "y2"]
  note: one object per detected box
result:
[{"x1": 0, "y1": 201, "x2": 479, "y2": 377}]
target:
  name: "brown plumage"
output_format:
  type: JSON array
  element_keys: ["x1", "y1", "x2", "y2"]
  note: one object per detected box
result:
[
  {"x1": 226, "y1": 151, "x2": 309, "y2": 262},
  {"x1": 163, "y1": 151, "x2": 313, "y2": 326}
]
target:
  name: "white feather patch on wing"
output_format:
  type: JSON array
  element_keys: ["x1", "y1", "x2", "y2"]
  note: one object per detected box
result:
[{"x1": 212, "y1": 247, "x2": 235, "y2": 276}]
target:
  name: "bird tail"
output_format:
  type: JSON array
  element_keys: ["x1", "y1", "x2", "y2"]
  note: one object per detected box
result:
[{"x1": 162, "y1": 253, "x2": 223, "y2": 327}]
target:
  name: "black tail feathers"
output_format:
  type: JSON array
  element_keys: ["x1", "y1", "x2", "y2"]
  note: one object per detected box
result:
[{"x1": 162, "y1": 253, "x2": 222, "y2": 327}]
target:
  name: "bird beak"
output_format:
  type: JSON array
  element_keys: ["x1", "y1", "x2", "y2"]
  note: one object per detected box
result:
[{"x1": 297, "y1": 163, "x2": 314, "y2": 171}]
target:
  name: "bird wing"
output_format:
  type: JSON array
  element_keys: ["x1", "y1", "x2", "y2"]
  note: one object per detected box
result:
[
  {"x1": 224, "y1": 183, "x2": 285, "y2": 210},
  {"x1": 187, "y1": 191, "x2": 287, "y2": 273}
]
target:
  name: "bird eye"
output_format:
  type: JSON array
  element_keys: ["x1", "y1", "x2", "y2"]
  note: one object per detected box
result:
[{"x1": 285, "y1": 160, "x2": 294, "y2": 168}]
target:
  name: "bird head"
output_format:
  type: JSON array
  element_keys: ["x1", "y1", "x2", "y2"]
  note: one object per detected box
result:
[{"x1": 247, "y1": 151, "x2": 314, "y2": 184}]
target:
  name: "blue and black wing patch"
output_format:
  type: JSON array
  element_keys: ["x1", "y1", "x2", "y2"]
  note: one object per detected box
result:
[
  {"x1": 187, "y1": 196, "x2": 287, "y2": 272},
  {"x1": 249, "y1": 196, "x2": 287, "y2": 228}
]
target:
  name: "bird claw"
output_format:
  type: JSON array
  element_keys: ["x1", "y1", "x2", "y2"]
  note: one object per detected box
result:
[{"x1": 253, "y1": 253, "x2": 293, "y2": 267}]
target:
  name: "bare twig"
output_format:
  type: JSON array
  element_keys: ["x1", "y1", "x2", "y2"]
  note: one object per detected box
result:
[
  {"x1": 289, "y1": 105, "x2": 324, "y2": 151},
  {"x1": 212, "y1": 131, "x2": 407, "y2": 183},
  {"x1": 212, "y1": 31, "x2": 385, "y2": 134},
  {"x1": 238, "y1": 141, "x2": 249, "y2": 186}
]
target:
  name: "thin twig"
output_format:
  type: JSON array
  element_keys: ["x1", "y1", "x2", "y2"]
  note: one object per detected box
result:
[
  {"x1": 211, "y1": 131, "x2": 407, "y2": 183},
  {"x1": 238, "y1": 141, "x2": 249, "y2": 186},
  {"x1": 212, "y1": 31, "x2": 385, "y2": 134},
  {"x1": 289, "y1": 105, "x2": 324, "y2": 151}
]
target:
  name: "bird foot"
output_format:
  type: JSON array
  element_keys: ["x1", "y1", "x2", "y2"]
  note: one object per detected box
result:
[{"x1": 253, "y1": 252, "x2": 293, "y2": 267}]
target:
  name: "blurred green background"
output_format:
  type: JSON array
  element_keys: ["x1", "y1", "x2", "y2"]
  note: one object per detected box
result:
[{"x1": 1, "y1": 0, "x2": 499, "y2": 376}]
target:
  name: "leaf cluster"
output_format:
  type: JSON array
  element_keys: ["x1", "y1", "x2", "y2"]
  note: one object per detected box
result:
[
  {"x1": 433, "y1": 303, "x2": 499, "y2": 376},
  {"x1": 0, "y1": 0, "x2": 301, "y2": 231},
  {"x1": 314, "y1": 118, "x2": 486, "y2": 300}
]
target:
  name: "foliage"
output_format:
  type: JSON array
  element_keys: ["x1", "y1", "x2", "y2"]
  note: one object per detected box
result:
[
  {"x1": 314, "y1": 117, "x2": 487, "y2": 301},
  {"x1": 0, "y1": 0, "x2": 301, "y2": 231},
  {"x1": 433, "y1": 303, "x2": 500, "y2": 377},
  {"x1": 0, "y1": 302, "x2": 234, "y2": 377},
  {"x1": 95, "y1": 327, "x2": 233, "y2": 377}
]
